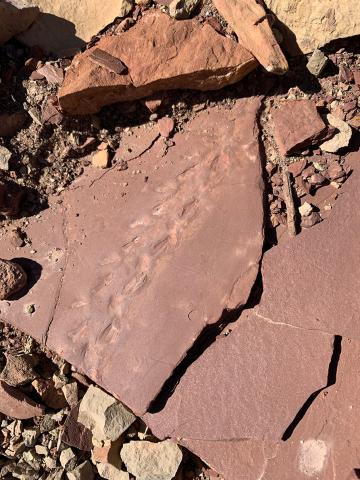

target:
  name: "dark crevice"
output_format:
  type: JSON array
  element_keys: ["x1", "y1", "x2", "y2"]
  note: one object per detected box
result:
[
  {"x1": 282, "y1": 335, "x2": 342, "y2": 441},
  {"x1": 148, "y1": 270, "x2": 264, "y2": 414}
]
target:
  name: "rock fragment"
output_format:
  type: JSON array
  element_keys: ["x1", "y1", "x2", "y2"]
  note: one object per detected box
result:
[
  {"x1": 306, "y1": 49, "x2": 328, "y2": 77},
  {"x1": 157, "y1": 117, "x2": 175, "y2": 138},
  {"x1": 67, "y1": 460, "x2": 94, "y2": 480},
  {"x1": 120, "y1": 440, "x2": 182, "y2": 480},
  {"x1": 0, "y1": 353, "x2": 37, "y2": 387},
  {"x1": 0, "y1": 259, "x2": 27, "y2": 300},
  {"x1": 61, "y1": 405, "x2": 93, "y2": 451},
  {"x1": 212, "y1": 0, "x2": 288, "y2": 74},
  {"x1": 0, "y1": 381, "x2": 44, "y2": 419},
  {"x1": 97, "y1": 463, "x2": 130, "y2": 480},
  {"x1": 272, "y1": 100, "x2": 327, "y2": 156},
  {"x1": 0, "y1": 146, "x2": 12, "y2": 171},
  {"x1": 0, "y1": 0, "x2": 39, "y2": 45},
  {"x1": 78, "y1": 385, "x2": 135, "y2": 442},
  {"x1": 59, "y1": 12, "x2": 256, "y2": 115},
  {"x1": 298, "y1": 202, "x2": 313, "y2": 217},
  {"x1": 16, "y1": 0, "x2": 134, "y2": 56},
  {"x1": 60, "y1": 447, "x2": 77, "y2": 471},
  {"x1": 265, "y1": 0, "x2": 360, "y2": 55},
  {"x1": 169, "y1": 0, "x2": 200, "y2": 19},
  {"x1": 92, "y1": 149, "x2": 110, "y2": 169},
  {"x1": 320, "y1": 115, "x2": 352, "y2": 153},
  {"x1": 36, "y1": 64, "x2": 64, "y2": 85}
]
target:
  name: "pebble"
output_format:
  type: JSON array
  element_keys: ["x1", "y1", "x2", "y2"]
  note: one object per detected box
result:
[
  {"x1": 0, "y1": 259, "x2": 27, "y2": 300},
  {"x1": 299, "y1": 202, "x2": 313, "y2": 217},
  {"x1": 92, "y1": 148, "x2": 110, "y2": 169},
  {"x1": 157, "y1": 117, "x2": 175, "y2": 138},
  {"x1": 307, "y1": 49, "x2": 328, "y2": 77}
]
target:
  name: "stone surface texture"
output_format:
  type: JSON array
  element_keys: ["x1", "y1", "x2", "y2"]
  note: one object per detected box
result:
[
  {"x1": 0, "y1": 380, "x2": 44, "y2": 419},
  {"x1": 265, "y1": 0, "x2": 360, "y2": 55},
  {"x1": 59, "y1": 12, "x2": 257, "y2": 115},
  {"x1": 271, "y1": 100, "x2": 327, "y2": 155},
  {"x1": 212, "y1": 0, "x2": 288, "y2": 73},
  {"x1": 0, "y1": 259, "x2": 27, "y2": 300},
  {"x1": 120, "y1": 440, "x2": 182, "y2": 480},
  {"x1": 0, "y1": 0, "x2": 39, "y2": 45},
  {"x1": 17, "y1": 0, "x2": 133, "y2": 56},
  {"x1": 145, "y1": 311, "x2": 334, "y2": 441},
  {"x1": 0, "y1": 98, "x2": 265, "y2": 416}
]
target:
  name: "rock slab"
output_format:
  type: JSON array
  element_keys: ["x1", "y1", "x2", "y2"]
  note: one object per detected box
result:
[
  {"x1": 0, "y1": 98, "x2": 265, "y2": 416},
  {"x1": 265, "y1": 0, "x2": 360, "y2": 55},
  {"x1": 0, "y1": 380, "x2": 44, "y2": 419},
  {"x1": 59, "y1": 11, "x2": 257, "y2": 115}
]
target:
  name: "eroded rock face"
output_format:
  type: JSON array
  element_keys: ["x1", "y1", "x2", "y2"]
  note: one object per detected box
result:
[
  {"x1": 0, "y1": 259, "x2": 27, "y2": 300},
  {"x1": 17, "y1": 0, "x2": 133, "y2": 56},
  {"x1": 265, "y1": 0, "x2": 360, "y2": 55},
  {"x1": 59, "y1": 12, "x2": 257, "y2": 115},
  {"x1": 0, "y1": 98, "x2": 265, "y2": 416},
  {"x1": 0, "y1": 0, "x2": 39, "y2": 45},
  {"x1": 212, "y1": 0, "x2": 288, "y2": 73}
]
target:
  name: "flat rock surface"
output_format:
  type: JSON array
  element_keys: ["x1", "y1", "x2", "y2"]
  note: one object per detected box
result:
[
  {"x1": 265, "y1": 0, "x2": 360, "y2": 55},
  {"x1": 145, "y1": 311, "x2": 334, "y2": 441},
  {"x1": 17, "y1": 0, "x2": 131, "y2": 56},
  {"x1": 271, "y1": 100, "x2": 327, "y2": 156},
  {"x1": 59, "y1": 11, "x2": 257, "y2": 115},
  {"x1": 0, "y1": 98, "x2": 265, "y2": 415}
]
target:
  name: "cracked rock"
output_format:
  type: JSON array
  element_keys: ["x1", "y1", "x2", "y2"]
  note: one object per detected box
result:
[
  {"x1": 78, "y1": 385, "x2": 135, "y2": 442},
  {"x1": 120, "y1": 440, "x2": 182, "y2": 480},
  {"x1": 0, "y1": 259, "x2": 27, "y2": 300},
  {"x1": 59, "y1": 12, "x2": 256, "y2": 115},
  {"x1": 307, "y1": 49, "x2": 328, "y2": 77},
  {"x1": 320, "y1": 115, "x2": 352, "y2": 153}
]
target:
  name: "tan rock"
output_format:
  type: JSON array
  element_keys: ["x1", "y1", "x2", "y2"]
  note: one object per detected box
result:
[
  {"x1": 17, "y1": 0, "x2": 134, "y2": 57},
  {"x1": 265, "y1": 0, "x2": 360, "y2": 55},
  {"x1": 0, "y1": 259, "x2": 27, "y2": 300},
  {"x1": 58, "y1": 11, "x2": 257, "y2": 115},
  {"x1": 0, "y1": 0, "x2": 39, "y2": 45},
  {"x1": 212, "y1": 0, "x2": 288, "y2": 73},
  {"x1": 97, "y1": 463, "x2": 129, "y2": 480},
  {"x1": 92, "y1": 149, "x2": 110, "y2": 169},
  {"x1": 320, "y1": 115, "x2": 352, "y2": 153},
  {"x1": 67, "y1": 460, "x2": 94, "y2": 480}
]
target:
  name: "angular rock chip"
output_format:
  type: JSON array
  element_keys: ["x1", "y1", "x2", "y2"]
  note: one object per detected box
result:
[
  {"x1": 265, "y1": 0, "x2": 360, "y2": 55},
  {"x1": 62, "y1": 404, "x2": 93, "y2": 451},
  {"x1": 120, "y1": 440, "x2": 182, "y2": 480},
  {"x1": 0, "y1": 0, "x2": 39, "y2": 45},
  {"x1": 67, "y1": 460, "x2": 94, "y2": 480},
  {"x1": 0, "y1": 380, "x2": 44, "y2": 419},
  {"x1": 271, "y1": 100, "x2": 327, "y2": 156},
  {"x1": 213, "y1": 0, "x2": 288, "y2": 74},
  {"x1": 16, "y1": 0, "x2": 133, "y2": 57},
  {"x1": 258, "y1": 153, "x2": 360, "y2": 338},
  {"x1": 0, "y1": 259, "x2": 27, "y2": 300},
  {"x1": 145, "y1": 311, "x2": 334, "y2": 441},
  {"x1": 320, "y1": 114, "x2": 352, "y2": 153},
  {"x1": 0, "y1": 99, "x2": 264, "y2": 415},
  {"x1": 59, "y1": 12, "x2": 257, "y2": 115},
  {"x1": 78, "y1": 385, "x2": 136, "y2": 442},
  {"x1": 0, "y1": 353, "x2": 37, "y2": 387}
]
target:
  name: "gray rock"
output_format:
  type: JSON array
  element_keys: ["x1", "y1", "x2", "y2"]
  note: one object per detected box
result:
[
  {"x1": 120, "y1": 440, "x2": 182, "y2": 480},
  {"x1": 168, "y1": 0, "x2": 200, "y2": 19},
  {"x1": 306, "y1": 49, "x2": 328, "y2": 77},
  {"x1": 78, "y1": 385, "x2": 135, "y2": 442}
]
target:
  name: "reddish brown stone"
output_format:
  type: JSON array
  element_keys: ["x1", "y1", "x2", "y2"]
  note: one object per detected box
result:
[
  {"x1": 271, "y1": 100, "x2": 327, "y2": 156},
  {"x1": 287, "y1": 159, "x2": 307, "y2": 177},
  {"x1": 0, "y1": 1, "x2": 39, "y2": 45},
  {"x1": 0, "y1": 99, "x2": 265, "y2": 415},
  {"x1": 62, "y1": 404, "x2": 93, "y2": 451},
  {"x1": 0, "y1": 259, "x2": 27, "y2": 300},
  {"x1": 0, "y1": 111, "x2": 27, "y2": 137},
  {"x1": 145, "y1": 311, "x2": 334, "y2": 441},
  {"x1": 59, "y1": 12, "x2": 257, "y2": 115},
  {"x1": 0, "y1": 381, "x2": 44, "y2": 419},
  {"x1": 157, "y1": 117, "x2": 175, "y2": 138}
]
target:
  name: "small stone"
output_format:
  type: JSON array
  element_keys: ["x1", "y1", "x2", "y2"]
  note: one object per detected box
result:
[
  {"x1": 157, "y1": 117, "x2": 175, "y2": 138},
  {"x1": 36, "y1": 64, "x2": 64, "y2": 84},
  {"x1": 301, "y1": 211, "x2": 321, "y2": 228},
  {"x1": 97, "y1": 463, "x2": 129, "y2": 480},
  {"x1": 287, "y1": 159, "x2": 307, "y2": 177},
  {"x1": 0, "y1": 259, "x2": 27, "y2": 300},
  {"x1": 338, "y1": 65, "x2": 354, "y2": 83},
  {"x1": 62, "y1": 382, "x2": 78, "y2": 408},
  {"x1": 144, "y1": 95, "x2": 163, "y2": 113},
  {"x1": 120, "y1": 440, "x2": 182, "y2": 480},
  {"x1": 67, "y1": 460, "x2": 94, "y2": 480},
  {"x1": 0, "y1": 381, "x2": 44, "y2": 419},
  {"x1": 320, "y1": 115, "x2": 352, "y2": 153},
  {"x1": 118, "y1": 0, "x2": 134, "y2": 17},
  {"x1": 0, "y1": 353, "x2": 37, "y2": 387},
  {"x1": 35, "y1": 444, "x2": 48, "y2": 455},
  {"x1": 308, "y1": 173, "x2": 326, "y2": 186},
  {"x1": 306, "y1": 49, "x2": 328, "y2": 77},
  {"x1": 22, "y1": 450, "x2": 42, "y2": 471},
  {"x1": 24, "y1": 304, "x2": 35, "y2": 315},
  {"x1": 299, "y1": 202, "x2": 313, "y2": 217},
  {"x1": 92, "y1": 149, "x2": 110, "y2": 169},
  {"x1": 78, "y1": 385, "x2": 135, "y2": 442},
  {"x1": 327, "y1": 162, "x2": 345, "y2": 180},
  {"x1": 32, "y1": 378, "x2": 67, "y2": 409},
  {"x1": 92, "y1": 437, "x2": 123, "y2": 468},
  {"x1": 169, "y1": 0, "x2": 200, "y2": 19},
  {"x1": 60, "y1": 447, "x2": 77, "y2": 471},
  {"x1": 22, "y1": 428, "x2": 40, "y2": 447},
  {"x1": 0, "y1": 146, "x2": 12, "y2": 170},
  {"x1": 44, "y1": 456, "x2": 57, "y2": 469}
]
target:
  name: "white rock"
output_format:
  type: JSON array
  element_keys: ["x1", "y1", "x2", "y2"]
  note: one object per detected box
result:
[
  {"x1": 320, "y1": 114, "x2": 352, "y2": 153},
  {"x1": 169, "y1": 0, "x2": 200, "y2": 19},
  {"x1": 97, "y1": 463, "x2": 130, "y2": 480},
  {"x1": 299, "y1": 202, "x2": 313, "y2": 217},
  {"x1": 67, "y1": 460, "x2": 94, "y2": 480},
  {"x1": 60, "y1": 447, "x2": 77, "y2": 471},
  {"x1": 120, "y1": 440, "x2": 182, "y2": 480},
  {"x1": 78, "y1": 385, "x2": 135, "y2": 442}
]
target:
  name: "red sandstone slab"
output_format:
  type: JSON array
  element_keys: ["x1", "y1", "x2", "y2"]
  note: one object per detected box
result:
[
  {"x1": 258, "y1": 152, "x2": 360, "y2": 338},
  {"x1": 271, "y1": 100, "x2": 327, "y2": 155},
  {"x1": 145, "y1": 310, "x2": 334, "y2": 441},
  {"x1": 0, "y1": 98, "x2": 265, "y2": 415}
]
